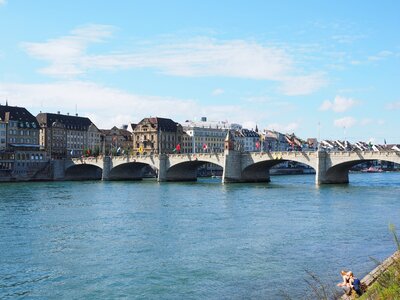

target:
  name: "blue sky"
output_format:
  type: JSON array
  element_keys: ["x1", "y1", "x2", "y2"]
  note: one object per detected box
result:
[{"x1": 0, "y1": 0, "x2": 399, "y2": 143}]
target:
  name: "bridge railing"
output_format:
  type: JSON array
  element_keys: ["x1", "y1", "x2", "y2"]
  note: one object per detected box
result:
[{"x1": 71, "y1": 149, "x2": 399, "y2": 163}]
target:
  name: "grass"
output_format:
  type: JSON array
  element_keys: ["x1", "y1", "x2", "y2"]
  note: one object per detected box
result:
[
  {"x1": 357, "y1": 224, "x2": 400, "y2": 300},
  {"x1": 282, "y1": 225, "x2": 400, "y2": 299}
]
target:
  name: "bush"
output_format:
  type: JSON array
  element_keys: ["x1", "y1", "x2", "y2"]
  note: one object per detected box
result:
[{"x1": 358, "y1": 224, "x2": 400, "y2": 299}]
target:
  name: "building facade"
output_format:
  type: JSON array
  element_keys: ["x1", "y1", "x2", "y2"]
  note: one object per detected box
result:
[
  {"x1": 238, "y1": 128, "x2": 261, "y2": 152},
  {"x1": 0, "y1": 104, "x2": 46, "y2": 177},
  {"x1": 0, "y1": 118, "x2": 6, "y2": 150},
  {"x1": 263, "y1": 130, "x2": 289, "y2": 151},
  {"x1": 132, "y1": 117, "x2": 183, "y2": 155},
  {"x1": 101, "y1": 125, "x2": 133, "y2": 155},
  {"x1": 0, "y1": 104, "x2": 40, "y2": 147},
  {"x1": 36, "y1": 112, "x2": 98, "y2": 158},
  {"x1": 182, "y1": 118, "x2": 240, "y2": 154},
  {"x1": 87, "y1": 123, "x2": 102, "y2": 155}
]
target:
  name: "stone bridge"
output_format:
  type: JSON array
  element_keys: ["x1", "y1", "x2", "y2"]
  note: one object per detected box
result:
[
  {"x1": 64, "y1": 153, "x2": 224, "y2": 182},
  {"x1": 62, "y1": 149, "x2": 400, "y2": 185}
]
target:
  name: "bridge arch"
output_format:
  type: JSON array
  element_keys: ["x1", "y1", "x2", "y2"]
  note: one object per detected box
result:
[
  {"x1": 242, "y1": 158, "x2": 316, "y2": 182},
  {"x1": 165, "y1": 160, "x2": 223, "y2": 181},
  {"x1": 65, "y1": 164, "x2": 102, "y2": 180},
  {"x1": 326, "y1": 157, "x2": 399, "y2": 184},
  {"x1": 161, "y1": 153, "x2": 224, "y2": 182},
  {"x1": 237, "y1": 152, "x2": 317, "y2": 183},
  {"x1": 109, "y1": 162, "x2": 157, "y2": 180}
]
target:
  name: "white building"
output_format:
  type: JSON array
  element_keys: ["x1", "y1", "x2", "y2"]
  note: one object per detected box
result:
[
  {"x1": 238, "y1": 128, "x2": 261, "y2": 152},
  {"x1": 87, "y1": 123, "x2": 102, "y2": 154},
  {"x1": 182, "y1": 117, "x2": 241, "y2": 154},
  {"x1": 0, "y1": 118, "x2": 6, "y2": 150},
  {"x1": 262, "y1": 130, "x2": 289, "y2": 151}
]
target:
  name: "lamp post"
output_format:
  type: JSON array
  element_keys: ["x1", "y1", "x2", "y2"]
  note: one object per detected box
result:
[{"x1": 317, "y1": 121, "x2": 321, "y2": 151}]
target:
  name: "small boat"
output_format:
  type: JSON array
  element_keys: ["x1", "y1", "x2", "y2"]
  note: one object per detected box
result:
[{"x1": 361, "y1": 166, "x2": 383, "y2": 173}]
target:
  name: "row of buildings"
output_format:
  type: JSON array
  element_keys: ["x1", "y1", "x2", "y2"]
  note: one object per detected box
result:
[
  {"x1": 1, "y1": 103, "x2": 313, "y2": 162},
  {"x1": 2, "y1": 102, "x2": 399, "y2": 180}
]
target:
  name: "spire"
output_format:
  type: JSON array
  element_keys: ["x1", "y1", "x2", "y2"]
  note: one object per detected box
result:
[
  {"x1": 225, "y1": 129, "x2": 233, "y2": 142},
  {"x1": 6, "y1": 99, "x2": 8, "y2": 106},
  {"x1": 255, "y1": 124, "x2": 258, "y2": 133},
  {"x1": 224, "y1": 130, "x2": 235, "y2": 151}
]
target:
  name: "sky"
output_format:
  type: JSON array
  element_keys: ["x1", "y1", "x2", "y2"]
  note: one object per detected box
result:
[{"x1": 0, "y1": 1, "x2": 399, "y2": 143}]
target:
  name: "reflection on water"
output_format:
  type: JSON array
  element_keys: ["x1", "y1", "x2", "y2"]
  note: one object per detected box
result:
[{"x1": 0, "y1": 173, "x2": 399, "y2": 299}]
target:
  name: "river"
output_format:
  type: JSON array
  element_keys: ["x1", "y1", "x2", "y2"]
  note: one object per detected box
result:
[{"x1": 1, "y1": 172, "x2": 399, "y2": 299}]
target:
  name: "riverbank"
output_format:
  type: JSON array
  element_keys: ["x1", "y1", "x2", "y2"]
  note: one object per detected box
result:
[{"x1": 341, "y1": 251, "x2": 400, "y2": 299}]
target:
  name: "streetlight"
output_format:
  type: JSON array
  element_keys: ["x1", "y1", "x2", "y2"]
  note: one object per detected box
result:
[{"x1": 317, "y1": 121, "x2": 321, "y2": 151}]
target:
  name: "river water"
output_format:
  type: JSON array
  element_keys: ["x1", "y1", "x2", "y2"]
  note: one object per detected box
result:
[{"x1": 1, "y1": 173, "x2": 399, "y2": 299}]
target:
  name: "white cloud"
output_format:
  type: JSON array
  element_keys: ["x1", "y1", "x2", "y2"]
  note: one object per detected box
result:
[
  {"x1": 0, "y1": 80, "x2": 269, "y2": 130},
  {"x1": 368, "y1": 50, "x2": 393, "y2": 61},
  {"x1": 265, "y1": 122, "x2": 299, "y2": 133},
  {"x1": 0, "y1": 81, "x2": 196, "y2": 128},
  {"x1": 21, "y1": 24, "x2": 114, "y2": 78},
  {"x1": 334, "y1": 116, "x2": 356, "y2": 128},
  {"x1": 385, "y1": 101, "x2": 400, "y2": 110},
  {"x1": 360, "y1": 118, "x2": 385, "y2": 127},
  {"x1": 244, "y1": 96, "x2": 271, "y2": 104},
  {"x1": 21, "y1": 25, "x2": 326, "y2": 95},
  {"x1": 241, "y1": 121, "x2": 257, "y2": 130},
  {"x1": 77, "y1": 37, "x2": 294, "y2": 80},
  {"x1": 331, "y1": 34, "x2": 364, "y2": 44},
  {"x1": 319, "y1": 95, "x2": 358, "y2": 112},
  {"x1": 212, "y1": 88, "x2": 224, "y2": 96},
  {"x1": 0, "y1": 0, "x2": 6, "y2": 6},
  {"x1": 279, "y1": 73, "x2": 327, "y2": 96},
  {"x1": 360, "y1": 118, "x2": 373, "y2": 126},
  {"x1": 377, "y1": 119, "x2": 385, "y2": 125}
]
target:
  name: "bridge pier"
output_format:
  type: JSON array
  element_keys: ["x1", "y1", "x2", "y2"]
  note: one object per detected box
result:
[
  {"x1": 102, "y1": 156, "x2": 112, "y2": 181},
  {"x1": 315, "y1": 150, "x2": 349, "y2": 184},
  {"x1": 51, "y1": 159, "x2": 65, "y2": 180},
  {"x1": 157, "y1": 154, "x2": 168, "y2": 182},
  {"x1": 222, "y1": 149, "x2": 243, "y2": 183}
]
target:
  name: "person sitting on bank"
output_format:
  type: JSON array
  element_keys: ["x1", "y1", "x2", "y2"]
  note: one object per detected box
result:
[
  {"x1": 337, "y1": 270, "x2": 352, "y2": 295},
  {"x1": 348, "y1": 271, "x2": 363, "y2": 296}
]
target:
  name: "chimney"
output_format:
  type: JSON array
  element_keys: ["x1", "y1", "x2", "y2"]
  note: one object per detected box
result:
[{"x1": 57, "y1": 111, "x2": 60, "y2": 114}]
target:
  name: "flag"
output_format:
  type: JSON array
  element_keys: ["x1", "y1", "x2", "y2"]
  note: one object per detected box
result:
[
  {"x1": 293, "y1": 137, "x2": 302, "y2": 147},
  {"x1": 285, "y1": 135, "x2": 294, "y2": 146},
  {"x1": 176, "y1": 144, "x2": 181, "y2": 152},
  {"x1": 255, "y1": 141, "x2": 260, "y2": 149},
  {"x1": 117, "y1": 147, "x2": 121, "y2": 153},
  {"x1": 70, "y1": 149, "x2": 73, "y2": 155},
  {"x1": 202, "y1": 143, "x2": 208, "y2": 150}
]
